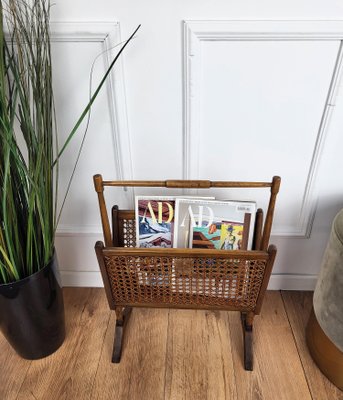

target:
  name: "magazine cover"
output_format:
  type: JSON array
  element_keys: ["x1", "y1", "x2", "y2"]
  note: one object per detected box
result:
[
  {"x1": 135, "y1": 196, "x2": 175, "y2": 248},
  {"x1": 191, "y1": 220, "x2": 248, "y2": 250},
  {"x1": 173, "y1": 199, "x2": 256, "y2": 250}
]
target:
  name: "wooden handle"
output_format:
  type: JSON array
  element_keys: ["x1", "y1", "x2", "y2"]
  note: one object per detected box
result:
[
  {"x1": 100, "y1": 178, "x2": 275, "y2": 189},
  {"x1": 165, "y1": 180, "x2": 211, "y2": 188}
]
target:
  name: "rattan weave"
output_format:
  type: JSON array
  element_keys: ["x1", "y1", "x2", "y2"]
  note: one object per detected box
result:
[{"x1": 103, "y1": 214, "x2": 267, "y2": 310}]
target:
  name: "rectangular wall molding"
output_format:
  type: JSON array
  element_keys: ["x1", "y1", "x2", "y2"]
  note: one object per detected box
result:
[
  {"x1": 183, "y1": 20, "x2": 343, "y2": 238},
  {"x1": 49, "y1": 21, "x2": 134, "y2": 235}
]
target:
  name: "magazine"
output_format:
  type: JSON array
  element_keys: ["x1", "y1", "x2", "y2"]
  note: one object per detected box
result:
[
  {"x1": 173, "y1": 198, "x2": 256, "y2": 250},
  {"x1": 135, "y1": 196, "x2": 175, "y2": 248},
  {"x1": 135, "y1": 195, "x2": 215, "y2": 248}
]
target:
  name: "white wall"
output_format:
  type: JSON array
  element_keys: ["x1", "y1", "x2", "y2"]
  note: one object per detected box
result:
[{"x1": 51, "y1": 1, "x2": 343, "y2": 289}]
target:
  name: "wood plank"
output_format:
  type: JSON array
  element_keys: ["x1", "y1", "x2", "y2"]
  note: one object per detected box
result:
[
  {"x1": 282, "y1": 291, "x2": 343, "y2": 400},
  {"x1": 0, "y1": 332, "x2": 32, "y2": 400},
  {"x1": 164, "y1": 308, "x2": 237, "y2": 400},
  {"x1": 3, "y1": 289, "x2": 342, "y2": 400},
  {"x1": 91, "y1": 307, "x2": 169, "y2": 400},
  {"x1": 16, "y1": 288, "x2": 111, "y2": 400},
  {"x1": 228, "y1": 291, "x2": 312, "y2": 400}
]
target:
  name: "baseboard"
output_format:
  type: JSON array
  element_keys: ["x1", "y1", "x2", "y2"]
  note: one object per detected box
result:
[
  {"x1": 268, "y1": 274, "x2": 317, "y2": 290},
  {"x1": 60, "y1": 271, "x2": 318, "y2": 290},
  {"x1": 60, "y1": 271, "x2": 104, "y2": 287}
]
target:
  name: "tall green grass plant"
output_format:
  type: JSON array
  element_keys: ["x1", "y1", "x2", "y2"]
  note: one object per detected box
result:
[{"x1": 0, "y1": 0, "x2": 139, "y2": 283}]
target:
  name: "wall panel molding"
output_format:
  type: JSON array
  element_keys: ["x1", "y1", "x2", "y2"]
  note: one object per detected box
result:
[
  {"x1": 50, "y1": 21, "x2": 134, "y2": 230},
  {"x1": 183, "y1": 20, "x2": 343, "y2": 238}
]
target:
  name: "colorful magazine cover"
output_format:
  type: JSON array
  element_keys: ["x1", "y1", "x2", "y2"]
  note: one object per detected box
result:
[
  {"x1": 191, "y1": 221, "x2": 245, "y2": 250},
  {"x1": 173, "y1": 199, "x2": 256, "y2": 250},
  {"x1": 135, "y1": 196, "x2": 175, "y2": 248}
]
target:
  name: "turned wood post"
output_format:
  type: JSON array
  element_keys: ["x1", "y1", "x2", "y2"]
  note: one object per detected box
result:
[
  {"x1": 93, "y1": 174, "x2": 112, "y2": 247},
  {"x1": 260, "y1": 176, "x2": 281, "y2": 251}
]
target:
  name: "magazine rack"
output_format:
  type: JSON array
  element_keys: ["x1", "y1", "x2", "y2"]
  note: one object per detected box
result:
[{"x1": 94, "y1": 175, "x2": 281, "y2": 370}]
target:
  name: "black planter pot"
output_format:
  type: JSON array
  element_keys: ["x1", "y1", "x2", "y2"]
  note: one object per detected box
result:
[{"x1": 0, "y1": 253, "x2": 65, "y2": 359}]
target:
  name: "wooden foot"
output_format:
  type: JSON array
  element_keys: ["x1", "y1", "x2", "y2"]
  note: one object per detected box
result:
[
  {"x1": 241, "y1": 312, "x2": 254, "y2": 371},
  {"x1": 112, "y1": 307, "x2": 132, "y2": 363}
]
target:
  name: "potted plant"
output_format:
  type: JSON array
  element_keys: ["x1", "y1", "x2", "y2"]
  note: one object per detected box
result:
[{"x1": 0, "y1": 0, "x2": 138, "y2": 359}]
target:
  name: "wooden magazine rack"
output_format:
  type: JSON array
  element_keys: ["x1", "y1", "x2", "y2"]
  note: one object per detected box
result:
[{"x1": 94, "y1": 175, "x2": 281, "y2": 370}]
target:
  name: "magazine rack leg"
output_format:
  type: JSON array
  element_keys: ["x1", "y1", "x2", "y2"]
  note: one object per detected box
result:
[
  {"x1": 112, "y1": 306, "x2": 132, "y2": 363},
  {"x1": 241, "y1": 311, "x2": 254, "y2": 371}
]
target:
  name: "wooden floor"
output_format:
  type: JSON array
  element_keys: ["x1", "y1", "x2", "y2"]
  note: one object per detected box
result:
[{"x1": 1, "y1": 289, "x2": 342, "y2": 400}]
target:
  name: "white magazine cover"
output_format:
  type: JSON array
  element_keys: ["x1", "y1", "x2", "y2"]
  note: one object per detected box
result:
[{"x1": 173, "y1": 198, "x2": 256, "y2": 250}]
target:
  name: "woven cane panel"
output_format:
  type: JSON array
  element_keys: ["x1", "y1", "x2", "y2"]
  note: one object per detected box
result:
[
  {"x1": 103, "y1": 254, "x2": 266, "y2": 310},
  {"x1": 122, "y1": 219, "x2": 136, "y2": 247}
]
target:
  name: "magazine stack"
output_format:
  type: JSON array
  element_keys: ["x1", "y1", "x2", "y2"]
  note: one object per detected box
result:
[{"x1": 135, "y1": 196, "x2": 256, "y2": 251}]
